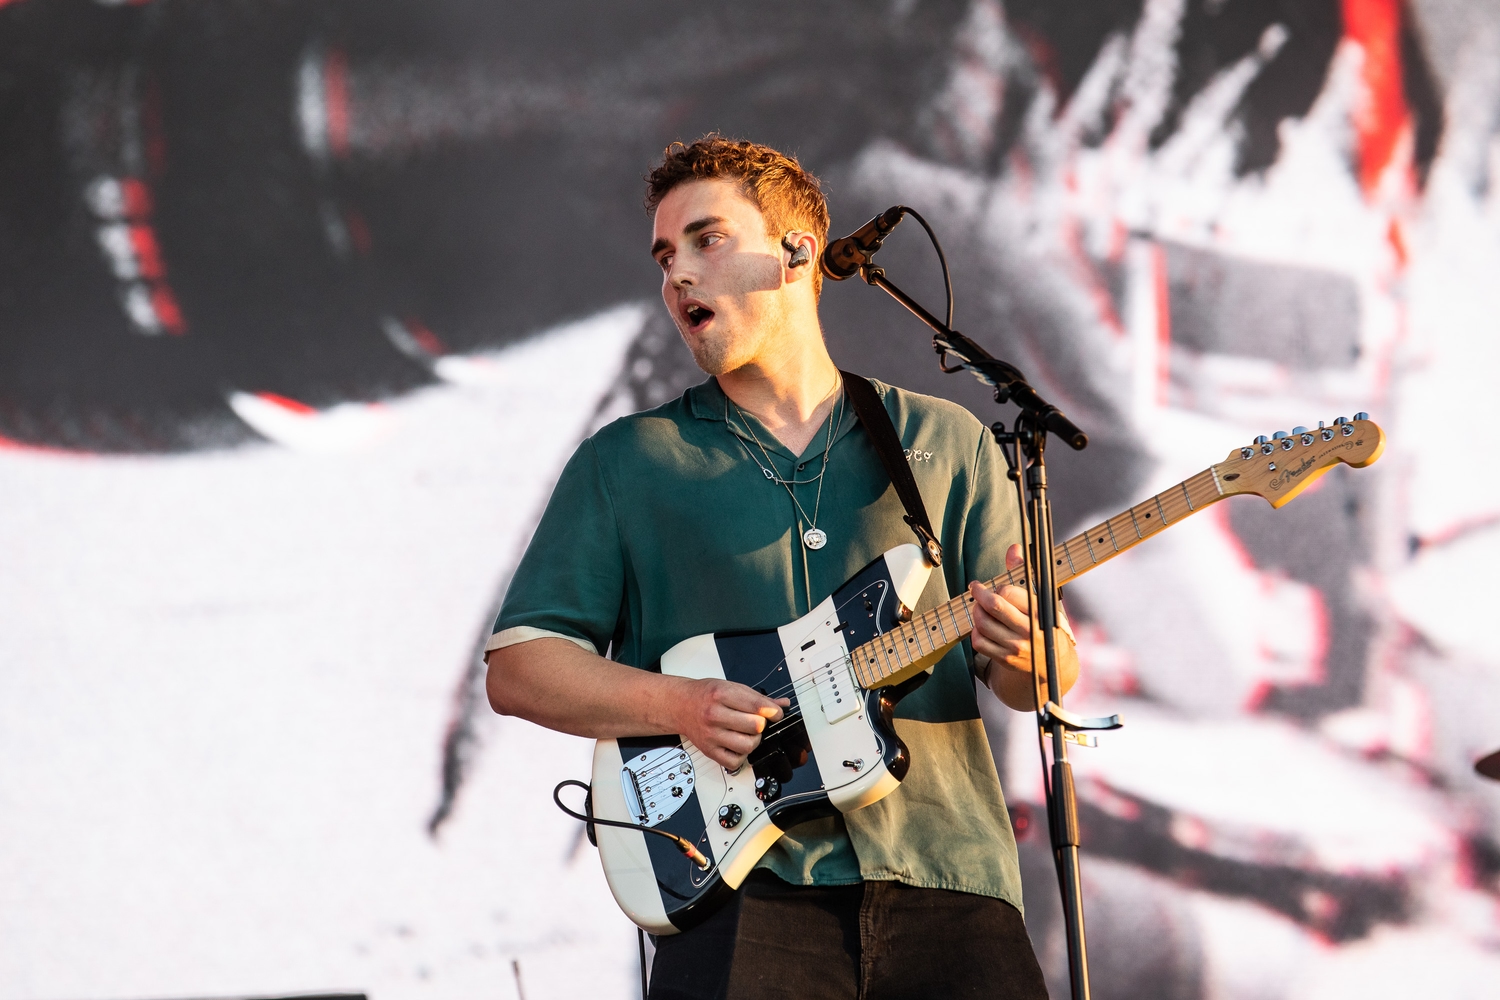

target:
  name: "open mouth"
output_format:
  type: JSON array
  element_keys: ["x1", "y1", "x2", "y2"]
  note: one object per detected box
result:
[{"x1": 683, "y1": 303, "x2": 714, "y2": 331}]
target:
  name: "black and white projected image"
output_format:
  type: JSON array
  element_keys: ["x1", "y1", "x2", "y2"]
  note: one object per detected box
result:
[{"x1": 2, "y1": 1, "x2": 1499, "y2": 998}]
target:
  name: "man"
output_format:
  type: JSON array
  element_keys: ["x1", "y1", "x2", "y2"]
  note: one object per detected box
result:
[{"x1": 486, "y1": 137, "x2": 1077, "y2": 998}]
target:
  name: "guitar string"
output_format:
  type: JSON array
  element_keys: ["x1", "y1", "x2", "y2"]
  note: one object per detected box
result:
[
  {"x1": 623, "y1": 458, "x2": 1331, "y2": 842},
  {"x1": 630, "y1": 562, "x2": 1023, "y2": 787},
  {"x1": 631, "y1": 468, "x2": 1232, "y2": 807},
  {"x1": 652, "y1": 528, "x2": 1050, "y2": 783},
  {"x1": 638, "y1": 519, "x2": 1171, "y2": 786},
  {"x1": 630, "y1": 582, "x2": 919, "y2": 785},
  {"x1": 631, "y1": 469, "x2": 1220, "y2": 784},
  {"x1": 630, "y1": 473, "x2": 1218, "y2": 803},
  {"x1": 629, "y1": 584, "x2": 994, "y2": 786},
  {"x1": 639, "y1": 492, "x2": 1202, "y2": 786},
  {"x1": 630, "y1": 669, "x2": 858, "y2": 787},
  {"x1": 630, "y1": 649, "x2": 879, "y2": 786}
]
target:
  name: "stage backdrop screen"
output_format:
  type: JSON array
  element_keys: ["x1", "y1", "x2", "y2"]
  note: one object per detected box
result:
[{"x1": 2, "y1": 1, "x2": 1498, "y2": 997}]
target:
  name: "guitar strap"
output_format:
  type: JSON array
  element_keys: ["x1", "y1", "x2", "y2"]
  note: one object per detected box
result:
[{"x1": 839, "y1": 371, "x2": 944, "y2": 567}]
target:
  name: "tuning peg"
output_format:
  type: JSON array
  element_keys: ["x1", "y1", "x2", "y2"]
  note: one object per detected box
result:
[
  {"x1": 1333, "y1": 416, "x2": 1349, "y2": 425},
  {"x1": 1254, "y1": 435, "x2": 1269, "y2": 445},
  {"x1": 1292, "y1": 426, "x2": 1308, "y2": 435},
  {"x1": 1272, "y1": 431, "x2": 1289, "y2": 440},
  {"x1": 1354, "y1": 411, "x2": 1369, "y2": 421}
]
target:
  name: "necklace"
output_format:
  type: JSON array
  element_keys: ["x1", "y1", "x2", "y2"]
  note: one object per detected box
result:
[{"x1": 731, "y1": 379, "x2": 844, "y2": 551}]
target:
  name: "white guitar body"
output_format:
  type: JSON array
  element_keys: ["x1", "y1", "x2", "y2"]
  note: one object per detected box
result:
[{"x1": 590, "y1": 544, "x2": 932, "y2": 934}]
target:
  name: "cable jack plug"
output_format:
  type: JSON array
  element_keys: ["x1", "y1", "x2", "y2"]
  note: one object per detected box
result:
[{"x1": 673, "y1": 836, "x2": 711, "y2": 870}]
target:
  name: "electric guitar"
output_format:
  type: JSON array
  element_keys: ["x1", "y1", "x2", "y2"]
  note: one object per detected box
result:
[{"x1": 590, "y1": 415, "x2": 1385, "y2": 933}]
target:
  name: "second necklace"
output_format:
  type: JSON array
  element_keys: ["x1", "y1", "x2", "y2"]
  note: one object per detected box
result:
[{"x1": 734, "y1": 383, "x2": 844, "y2": 551}]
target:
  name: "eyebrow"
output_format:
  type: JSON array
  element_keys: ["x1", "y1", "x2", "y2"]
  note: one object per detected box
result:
[{"x1": 650, "y1": 215, "x2": 727, "y2": 257}]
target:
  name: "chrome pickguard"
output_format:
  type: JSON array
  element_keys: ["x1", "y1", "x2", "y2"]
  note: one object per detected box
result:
[{"x1": 620, "y1": 746, "x2": 695, "y2": 827}]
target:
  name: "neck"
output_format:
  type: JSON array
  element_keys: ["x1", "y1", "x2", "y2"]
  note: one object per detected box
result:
[
  {"x1": 848, "y1": 467, "x2": 1226, "y2": 690},
  {"x1": 717, "y1": 308, "x2": 840, "y2": 454}
]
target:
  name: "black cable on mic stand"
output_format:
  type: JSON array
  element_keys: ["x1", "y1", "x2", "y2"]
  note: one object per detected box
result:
[{"x1": 822, "y1": 206, "x2": 1120, "y2": 1000}]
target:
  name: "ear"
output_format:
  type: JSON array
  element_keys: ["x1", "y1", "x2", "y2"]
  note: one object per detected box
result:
[{"x1": 780, "y1": 232, "x2": 817, "y2": 278}]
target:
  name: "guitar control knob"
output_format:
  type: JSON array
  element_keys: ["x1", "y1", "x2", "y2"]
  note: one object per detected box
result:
[
  {"x1": 1354, "y1": 411, "x2": 1369, "y2": 421},
  {"x1": 718, "y1": 803, "x2": 743, "y2": 829},
  {"x1": 755, "y1": 777, "x2": 781, "y2": 803}
]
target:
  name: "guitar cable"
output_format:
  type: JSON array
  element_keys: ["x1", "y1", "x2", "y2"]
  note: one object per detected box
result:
[{"x1": 552, "y1": 778, "x2": 712, "y2": 869}]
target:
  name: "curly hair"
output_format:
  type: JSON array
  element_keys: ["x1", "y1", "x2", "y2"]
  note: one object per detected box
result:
[{"x1": 646, "y1": 135, "x2": 830, "y2": 295}]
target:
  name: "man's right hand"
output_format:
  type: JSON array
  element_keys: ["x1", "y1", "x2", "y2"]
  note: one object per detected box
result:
[
  {"x1": 486, "y1": 637, "x2": 790, "y2": 772},
  {"x1": 675, "y1": 678, "x2": 790, "y2": 772}
]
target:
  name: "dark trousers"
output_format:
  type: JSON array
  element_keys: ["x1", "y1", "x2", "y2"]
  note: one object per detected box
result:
[{"x1": 649, "y1": 871, "x2": 1050, "y2": 1000}]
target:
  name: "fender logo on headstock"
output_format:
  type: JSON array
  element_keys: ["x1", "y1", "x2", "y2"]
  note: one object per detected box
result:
[
  {"x1": 1218, "y1": 418, "x2": 1384, "y2": 509},
  {"x1": 1270, "y1": 455, "x2": 1317, "y2": 490}
]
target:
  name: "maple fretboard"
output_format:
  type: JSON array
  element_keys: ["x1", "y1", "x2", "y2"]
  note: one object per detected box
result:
[{"x1": 847, "y1": 468, "x2": 1223, "y2": 689}]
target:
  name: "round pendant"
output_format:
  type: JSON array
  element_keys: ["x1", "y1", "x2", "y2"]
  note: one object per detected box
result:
[{"x1": 802, "y1": 527, "x2": 828, "y2": 550}]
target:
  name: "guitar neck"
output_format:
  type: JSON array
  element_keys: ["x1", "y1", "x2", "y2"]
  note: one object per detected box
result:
[{"x1": 849, "y1": 468, "x2": 1224, "y2": 690}]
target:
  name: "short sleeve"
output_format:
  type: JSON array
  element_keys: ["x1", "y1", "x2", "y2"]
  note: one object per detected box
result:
[
  {"x1": 957, "y1": 426, "x2": 1022, "y2": 602},
  {"x1": 492, "y1": 437, "x2": 626, "y2": 656}
]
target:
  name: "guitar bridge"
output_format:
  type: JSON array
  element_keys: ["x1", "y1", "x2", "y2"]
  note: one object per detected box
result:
[{"x1": 621, "y1": 747, "x2": 694, "y2": 827}]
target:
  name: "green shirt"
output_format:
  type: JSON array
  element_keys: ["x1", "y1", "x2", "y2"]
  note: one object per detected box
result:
[{"x1": 491, "y1": 376, "x2": 1025, "y2": 910}]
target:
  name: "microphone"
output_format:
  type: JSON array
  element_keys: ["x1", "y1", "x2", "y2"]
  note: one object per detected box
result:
[{"x1": 821, "y1": 206, "x2": 906, "y2": 280}]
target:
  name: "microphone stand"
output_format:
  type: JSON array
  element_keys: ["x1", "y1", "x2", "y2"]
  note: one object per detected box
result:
[{"x1": 852, "y1": 260, "x2": 1119, "y2": 1000}]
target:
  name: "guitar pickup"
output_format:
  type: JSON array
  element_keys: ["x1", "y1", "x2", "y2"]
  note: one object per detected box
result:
[{"x1": 811, "y1": 657, "x2": 859, "y2": 724}]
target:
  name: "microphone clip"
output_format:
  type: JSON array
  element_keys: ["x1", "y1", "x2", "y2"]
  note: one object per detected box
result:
[{"x1": 821, "y1": 206, "x2": 907, "y2": 280}]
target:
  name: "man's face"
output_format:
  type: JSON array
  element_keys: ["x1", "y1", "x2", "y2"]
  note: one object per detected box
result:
[{"x1": 651, "y1": 178, "x2": 788, "y2": 376}]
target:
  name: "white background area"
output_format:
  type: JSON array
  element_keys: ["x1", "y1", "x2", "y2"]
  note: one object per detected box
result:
[{"x1": 0, "y1": 312, "x2": 645, "y2": 999}]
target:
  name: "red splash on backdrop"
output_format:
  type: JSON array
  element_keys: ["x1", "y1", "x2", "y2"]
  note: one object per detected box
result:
[
  {"x1": 325, "y1": 48, "x2": 351, "y2": 159},
  {"x1": 1343, "y1": 0, "x2": 1410, "y2": 194},
  {"x1": 254, "y1": 393, "x2": 317, "y2": 415}
]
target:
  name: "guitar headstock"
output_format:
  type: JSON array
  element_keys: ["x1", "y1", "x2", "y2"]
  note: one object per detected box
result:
[{"x1": 1213, "y1": 413, "x2": 1385, "y2": 508}]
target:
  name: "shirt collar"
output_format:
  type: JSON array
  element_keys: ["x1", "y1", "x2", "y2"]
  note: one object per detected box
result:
[
  {"x1": 691, "y1": 375, "x2": 863, "y2": 462},
  {"x1": 687, "y1": 376, "x2": 730, "y2": 422}
]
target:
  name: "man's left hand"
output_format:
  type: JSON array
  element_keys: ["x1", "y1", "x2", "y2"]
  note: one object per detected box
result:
[{"x1": 968, "y1": 542, "x2": 1079, "y2": 712}]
